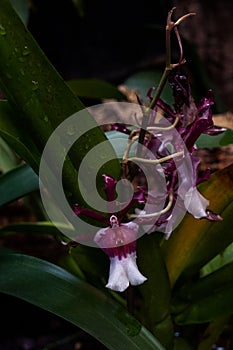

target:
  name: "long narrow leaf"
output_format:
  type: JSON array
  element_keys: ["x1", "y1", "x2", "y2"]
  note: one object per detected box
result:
[
  {"x1": 173, "y1": 263, "x2": 233, "y2": 324},
  {"x1": 0, "y1": 0, "x2": 120, "y2": 204},
  {"x1": 0, "y1": 164, "x2": 39, "y2": 206},
  {"x1": 0, "y1": 251, "x2": 165, "y2": 350}
]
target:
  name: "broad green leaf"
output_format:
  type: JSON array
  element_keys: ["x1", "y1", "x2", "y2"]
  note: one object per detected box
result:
[
  {"x1": 124, "y1": 71, "x2": 173, "y2": 105},
  {"x1": 0, "y1": 0, "x2": 120, "y2": 204},
  {"x1": 196, "y1": 130, "x2": 233, "y2": 148},
  {"x1": 173, "y1": 262, "x2": 233, "y2": 324},
  {"x1": 70, "y1": 245, "x2": 109, "y2": 290},
  {"x1": 0, "y1": 250, "x2": 165, "y2": 350},
  {"x1": 67, "y1": 79, "x2": 127, "y2": 100},
  {"x1": 218, "y1": 129, "x2": 233, "y2": 146},
  {"x1": 0, "y1": 164, "x2": 39, "y2": 206},
  {"x1": 162, "y1": 164, "x2": 233, "y2": 288}
]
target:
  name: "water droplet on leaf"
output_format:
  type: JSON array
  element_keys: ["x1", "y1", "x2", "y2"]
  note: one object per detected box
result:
[
  {"x1": 32, "y1": 80, "x2": 39, "y2": 90},
  {"x1": 22, "y1": 46, "x2": 30, "y2": 56}
]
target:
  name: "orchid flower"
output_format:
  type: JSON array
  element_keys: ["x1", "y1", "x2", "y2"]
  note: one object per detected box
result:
[
  {"x1": 72, "y1": 174, "x2": 147, "y2": 292},
  {"x1": 94, "y1": 215, "x2": 147, "y2": 292},
  {"x1": 111, "y1": 68, "x2": 223, "y2": 238}
]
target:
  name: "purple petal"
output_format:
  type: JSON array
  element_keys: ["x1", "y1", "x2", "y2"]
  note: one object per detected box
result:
[
  {"x1": 168, "y1": 68, "x2": 191, "y2": 112},
  {"x1": 73, "y1": 204, "x2": 108, "y2": 225},
  {"x1": 183, "y1": 90, "x2": 215, "y2": 150},
  {"x1": 205, "y1": 210, "x2": 223, "y2": 221},
  {"x1": 103, "y1": 174, "x2": 117, "y2": 202},
  {"x1": 204, "y1": 126, "x2": 227, "y2": 135},
  {"x1": 94, "y1": 221, "x2": 138, "y2": 259}
]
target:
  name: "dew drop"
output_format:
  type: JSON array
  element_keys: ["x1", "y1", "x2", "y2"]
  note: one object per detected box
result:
[
  {"x1": 32, "y1": 80, "x2": 39, "y2": 90},
  {"x1": 22, "y1": 46, "x2": 30, "y2": 56}
]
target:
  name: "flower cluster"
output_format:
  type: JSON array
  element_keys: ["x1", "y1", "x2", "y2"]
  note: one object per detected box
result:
[
  {"x1": 70, "y1": 68, "x2": 223, "y2": 293},
  {"x1": 129, "y1": 68, "x2": 223, "y2": 237}
]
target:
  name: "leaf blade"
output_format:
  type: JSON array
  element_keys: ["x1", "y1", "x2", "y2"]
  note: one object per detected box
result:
[{"x1": 0, "y1": 250, "x2": 165, "y2": 350}]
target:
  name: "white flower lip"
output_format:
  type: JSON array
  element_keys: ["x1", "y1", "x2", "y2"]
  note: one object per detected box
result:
[
  {"x1": 94, "y1": 220, "x2": 147, "y2": 292},
  {"x1": 106, "y1": 252, "x2": 147, "y2": 292}
]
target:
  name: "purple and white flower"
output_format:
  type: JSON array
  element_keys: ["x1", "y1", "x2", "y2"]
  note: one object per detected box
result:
[{"x1": 94, "y1": 215, "x2": 147, "y2": 292}]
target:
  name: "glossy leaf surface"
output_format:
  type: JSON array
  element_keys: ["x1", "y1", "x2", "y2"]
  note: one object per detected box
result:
[
  {"x1": 0, "y1": 0, "x2": 120, "y2": 204},
  {"x1": 0, "y1": 250, "x2": 165, "y2": 350},
  {"x1": 0, "y1": 164, "x2": 39, "y2": 206}
]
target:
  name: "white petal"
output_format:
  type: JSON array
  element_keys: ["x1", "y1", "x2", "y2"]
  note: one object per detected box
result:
[
  {"x1": 184, "y1": 187, "x2": 209, "y2": 218},
  {"x1": 106, "y1": 256, "x2": 129, "y2": 292},
  {"x1": 106, "y1": 254, "x2": 147, "y2": 292},
  {"x1": 122, "y1": 252, "x2": 147, "y2": 286}
]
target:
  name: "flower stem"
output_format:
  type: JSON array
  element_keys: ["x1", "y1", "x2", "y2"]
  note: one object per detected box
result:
[
  {"x1": 137, "y1": 8, "x2": 195, "y2": 149},
  {"x1": 127, "y1": 150, "x2": 184, "y2": 164}
]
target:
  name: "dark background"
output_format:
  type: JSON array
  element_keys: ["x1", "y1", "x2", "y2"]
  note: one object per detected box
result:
[
  {"x1": 27, "y1": 0, "x2": 233, "y2": 111},
  {"x1": 1, "y1": 1, "x2": 233, "y2": 349}
]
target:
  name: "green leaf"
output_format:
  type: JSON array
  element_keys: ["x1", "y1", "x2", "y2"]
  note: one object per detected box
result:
[
  {"x1": 0, "y1": 0, "x2": 120, "y2": 204},
  {"x1": 173, "y1": 262, "x2": 233, "y2": 324},
  {"x1": 201, "y1": 241, "x2": 233, "y2": 277},
  {"x1": 66, "y1": 79, "x2": 127, "y2": 100},
  {"x1": 0, "y1": 136, "x2": 18, "y2": 172},
  {"x1": 9, "y1": 0, "x2": 29, "y2": 24},
  {"x1": 70, "y1": 245, "x2": 109, "y2": 289},
  {"x1": 162, "y1": 164, "x2": 233, "y2": 288},
  {"x1": 0, "y1": 164, "x2": 39, "y2": 206},
  {"x1": 0, "y1": 100, "x2": 40, "y2": 170},
  {"x1": 196, "y1": 129, "x2": 233, "y2": 148},
  {"x1": 137, "y1": 235, "x2": 174, "y2": 348},
  {"x1": 0, "y1": 250, "x2": 165, "y2": 350},
  {"x1": 124, "y1": 71, "x2": 173, "y2": 105},
  {"x1": 0, "y1": 221, "x2": 74, "y2": 236}
]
